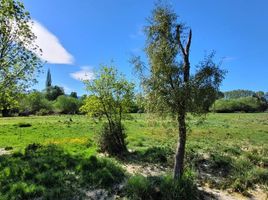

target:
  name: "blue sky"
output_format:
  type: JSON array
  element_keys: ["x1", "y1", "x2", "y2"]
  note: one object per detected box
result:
[{"x1": 22, "y1": 0, "x2": 268, "y2": 95}]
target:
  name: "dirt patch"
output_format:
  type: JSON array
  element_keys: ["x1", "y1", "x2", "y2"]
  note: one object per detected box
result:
[
  {"x1": 122, "y1": 161, "x2": 267, "y2": 200},
  {"x1": 122, "y1": 163, "x2": 168, "y2": 177},
  {"x1": 200, "y1": 185, "x2": 268, "y2": 200},
  {"x1": 0, "y1": 148, "x2": 11, "y2": 156}
]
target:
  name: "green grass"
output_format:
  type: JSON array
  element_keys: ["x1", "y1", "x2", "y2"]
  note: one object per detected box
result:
[
  {"x1": 0, "y1": 115, "x2": 99, "y2": 156},
  {"x1": 0, "y1": 113, "x2": 267, "y2": 198},
  {"x1": 0, "y1": 144, "x2": 125, "y2": 199}
]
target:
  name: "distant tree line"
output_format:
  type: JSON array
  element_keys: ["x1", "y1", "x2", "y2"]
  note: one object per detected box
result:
[
  {"x1": 212, "y1": 90, "x2": 268, "y2": 113},
  {"x1": 14, "y1": 69, "x2": 86, "y2": 116},
  {"x1": 1, "y1": 68, "x2": 144, "y2": 117}
]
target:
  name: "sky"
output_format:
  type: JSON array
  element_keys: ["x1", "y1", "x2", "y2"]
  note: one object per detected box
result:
[{"x1": 21, "y1": 0, "x2": 268, "y2": 95}]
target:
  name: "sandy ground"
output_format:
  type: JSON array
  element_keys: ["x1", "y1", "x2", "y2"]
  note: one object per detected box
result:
[
  {"x1": 0, "y1": 148, "x2": 11, "y2": 156},
  {"x1": 122, "y1": 163, "x2": 268, "y2": 200}
]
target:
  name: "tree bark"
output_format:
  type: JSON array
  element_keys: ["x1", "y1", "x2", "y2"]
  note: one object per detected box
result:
[{"x1": 174, "y1": 113, "x2": 187, "y2": 179}]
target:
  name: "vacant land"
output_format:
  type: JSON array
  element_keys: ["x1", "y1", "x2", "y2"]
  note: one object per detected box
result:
[{"x1": 0, "y1": 113, "x2": 267, "y2": 199}]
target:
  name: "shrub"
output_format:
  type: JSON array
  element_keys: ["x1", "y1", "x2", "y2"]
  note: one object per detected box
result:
[
  {"x1": 54, "y1": 95, "x2": 80, "y2": 114},
  {"x1": 19, "y1": 91, "x2": 53, "y2": 115},
  {"x1": 125, "y1": 172, "x2": 198, "y2": 200},
  {"x1": 98, "y1": 122, "x2": 128, "y2": 156},
  {"x1": 125, "y1": 175, "x2": 151, "y2": 199},
  {"x1": 36, "y1": 108, "x2": 51, "y2": 116},
  {"x1": 212, "y1": 97, "x2": 267, "y2": 113}
]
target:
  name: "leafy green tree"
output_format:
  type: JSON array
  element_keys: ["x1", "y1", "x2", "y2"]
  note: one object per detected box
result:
[
  {"x1": 19, "y1": 91, "x2": 52, "y2": 114},
  {"x1": 81, "y1": 66, "x2": 135, "y2": 155},
  {"x1": 45, "y1": 85, "x2": 64, "y2": 101},
  {"x1": 213, "y1": 96, "x2": 267, "y2": 113},
  {"x1": 0, "y1": 0, "x2": 42, "y2": 116},
  {"x1": 134, "y1": 4, "x2": 225, "y2": 179},
  {"x1": 129, "y1": 93, "x2": 145, "y2": 113},
  {"x1": 45, "y1": 69, "x2": 52, "y2": 88},
  {"x1": 54, "y1": 95, "x2": 80, "y2": 114},
  {"x1": 70, "y1": 91, "x2": 78, "y2": 99}
]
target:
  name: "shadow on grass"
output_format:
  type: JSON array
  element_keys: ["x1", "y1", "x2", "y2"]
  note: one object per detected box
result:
[
  {"x1": 0, "y1": 144, "x2": 125, "y2": 200},
  {"x1": 118, "y1": 146, "x2": 174, "y2": 167}
]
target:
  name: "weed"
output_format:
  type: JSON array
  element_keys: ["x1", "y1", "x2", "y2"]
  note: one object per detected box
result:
[{"x1": 125, "y1": 171, "x2": 198, "y2": 200}]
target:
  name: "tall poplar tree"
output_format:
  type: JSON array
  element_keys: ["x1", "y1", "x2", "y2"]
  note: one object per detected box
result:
[{"x1": 46, "y1": 68, "x2": 52, "y2": 88}]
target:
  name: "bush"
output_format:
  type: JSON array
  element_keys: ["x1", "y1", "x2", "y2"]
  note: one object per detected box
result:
[
  {"x1": 19, "y1": 91, "x2": 53, "y2": 115},
  {"x1": 125, "y1": 175, "x2": 151, "y2": 199},
  {"x1": 98, "y1": 122, "x2": 128, "y2": 156},
  {"x1": 125, "y1": 172, "x2": 198, "y2": 200},
  {"x1": 212, "y1": 97, "x2": 267, "y2": 113},
  {"x1": 54, "y1": 95, "x2": 80, "y2": 114}
]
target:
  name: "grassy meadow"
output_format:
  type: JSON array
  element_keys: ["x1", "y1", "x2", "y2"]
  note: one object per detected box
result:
[{"x1": 0, "y1": 113, "x2": 267, "y2": 199}]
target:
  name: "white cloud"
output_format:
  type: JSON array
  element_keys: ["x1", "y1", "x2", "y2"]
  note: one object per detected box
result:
[
  {"x1": 32, "y1": 20, "x2": 74, "y2": 64},
  {"x1": 70, "y1": 66, "x2": 95, "y2": 81}
]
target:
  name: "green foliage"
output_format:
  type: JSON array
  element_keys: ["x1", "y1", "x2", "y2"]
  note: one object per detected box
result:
[
  {"x1": 82, "y1": 66, "x2": 135, "y2": 120},
  {"x1": 137, "y1": 146, "x2": 173, "y2": 164},
  {"x1": 0, "y1": 144, "x2": 125, "y2": 199},
  {"x1": 70, "y1": 92, "x2": 78, "y2": 99},
  {"x1": 212, "y1": 96, "x2": 267, "y2": 113},
  {"x1": 80, "y1": 95, "x2": 103, "y2": 119},
  {"x1": 129, "y1": 93, "x2": 146, "y2": 113},
  {"x1": 125, "y1": 175, "x2": 150, "y2": 199},
  {"x1": 19, "y1": 91, "x2": 53, "y2": 115},
  {"x1": 82, "y1": 66, "x2": 135, "y2": 155},
  {"x1": 45, "y1": 85, "x2": 65, "y2": 101},
  {"x1": 79, "y1": 155, "x2": 125, "y2": 189},
  {"x1": 98, "y1": 122, "x2": 127, "y2": 155},
  {"x1": 134, "y1": 2, "x2": 225, "y2": 179},
  {"x1": 134, "y1": 5, "x2": 225, "y2": 116},
  {"x1": 125, "y1": 172, "x2": 198, "y2": 200},
  {"x1": 54, "y1": 95, "x2": 80, "y2": 114},
  {"x1": 0, "y1": 0, "x2": 42, "y2": 115}
]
